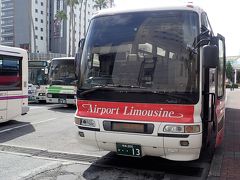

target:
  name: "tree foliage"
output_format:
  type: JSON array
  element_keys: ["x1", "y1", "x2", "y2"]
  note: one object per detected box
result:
[
  {"x1": 94, "y1": 0, "x2": 108, "y2": 10},
  {"x1": 55, "y1": 10, "x2": 67, "y2": 21},
  {"x1": 65, "y1": 0, "x2": 79, "y2": 56},
  {"x1": 66, "y1": 0, "x2": 79, "y2": 7},
  {"x1": 226, "y1": 61, "x2": 234, "y2": 82}
]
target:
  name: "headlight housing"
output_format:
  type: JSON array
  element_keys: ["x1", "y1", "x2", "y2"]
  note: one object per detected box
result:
[
  {"x1": 163, "y1": 125, "x2": 200, "y2": 133},
  {"x1": 75, "y1": 117, "x2": 96, "y2": 127}
]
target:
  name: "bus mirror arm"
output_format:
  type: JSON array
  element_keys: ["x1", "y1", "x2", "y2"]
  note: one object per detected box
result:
[
  {"x1": 193, "y1": 26, "x2": 211, "y2": 49},
  {"x1": 188, "y1": 27, "x2": 211, "y2": 56},
  {"x1": 203, "y1": 92, "x2": 216, "y2": 123},
  {"x1": 75, "y1": 38, "x2": 85, "y2": 79},
  {"x1": 79, "y1": 38, "x2": 85, "y2": 50}
]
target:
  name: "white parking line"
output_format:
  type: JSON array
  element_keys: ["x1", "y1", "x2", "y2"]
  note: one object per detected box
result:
[
  {"x1": 0, "y1": 118, "x2": 57, "y2": 134},
  {"x1": 29, "y1": 106, "x2": 44, "y2": 110}
]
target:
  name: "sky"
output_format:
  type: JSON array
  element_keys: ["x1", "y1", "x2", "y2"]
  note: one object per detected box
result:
[{"x1": 114, "y1": 0, "x2": 239, "y2": 56}]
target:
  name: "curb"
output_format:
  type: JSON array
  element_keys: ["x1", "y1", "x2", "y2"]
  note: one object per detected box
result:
[
  {"x1": 207, "y1": 146, "x2": 224, "y2": 179},
  {"x1": 17, "y1": 162, "x2": 64, "y2": 180}
]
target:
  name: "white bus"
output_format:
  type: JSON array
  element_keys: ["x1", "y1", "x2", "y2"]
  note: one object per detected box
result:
[
  {"x1": 28, "y1": 60, "x2": 49, "y2": 102},
  {"x1": 74, "y1": 5, "x2": 226, "y2": 161},
  {"x1": 0, "y1": 45, "x2": 29, "y2": 123},
  {"x1": 46, "y1": 57, "x2": 77, "y2": 105}
]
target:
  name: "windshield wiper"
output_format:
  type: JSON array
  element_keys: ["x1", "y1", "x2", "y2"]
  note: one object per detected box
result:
[{"x1": 107, "y1": 84, "x2": 146, "y2": 89}]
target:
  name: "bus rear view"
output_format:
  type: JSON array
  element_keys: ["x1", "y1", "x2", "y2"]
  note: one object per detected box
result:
[{"x1": 75, "y1": 5, "x2": 226, "y2": 161}]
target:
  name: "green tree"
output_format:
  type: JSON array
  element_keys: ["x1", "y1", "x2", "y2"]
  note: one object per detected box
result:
[
  {"x1": 94, "y1": 0, "x2": 108, "y2": 10},
  {"x1": 66, "y1": 0, "x2": 79, "y2": 56},
  {"x1": 55, "y1": 10, "x2": 67, "y2": 22},
  {"x1": 226, "y1": 61, "x2": 234, "y2": 82},
  {"x1": 55, "y1": 10, "x2": 67, "y2": 54}
]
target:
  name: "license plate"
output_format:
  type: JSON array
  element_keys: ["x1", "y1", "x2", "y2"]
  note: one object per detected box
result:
[
  {"x1": 58, "y1": 98, "x2": 66, "y2": 104},
  {"x1": 116, "y1": 143, "x2": 142, "y2": 157}
]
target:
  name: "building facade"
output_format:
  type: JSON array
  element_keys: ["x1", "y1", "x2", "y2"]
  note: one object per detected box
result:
[
  {"x1": 0, "y1": 0, "x2": 114, "y2": 58},
  {"x1": 0, "y1": 0, "x2": 15, "y2": 47},
  {"x1": 49, "y1": 0, "x2": 96, "y2": 56},
  {"x1": 0, "y1": 0, "x2": 49, "y2": 54}
]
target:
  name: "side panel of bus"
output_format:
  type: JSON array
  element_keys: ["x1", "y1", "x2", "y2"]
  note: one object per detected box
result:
[{"x1": 0, "y1": 91, "x2": 7, "y2": 122}]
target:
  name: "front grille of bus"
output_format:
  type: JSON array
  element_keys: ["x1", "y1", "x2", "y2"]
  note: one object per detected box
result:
[
  {"x1": 51, "y1": 94, "x2": 75, "y2": 99},
  {"x1": 103, "y1": 121, "x2": 154, "y2": 134}
]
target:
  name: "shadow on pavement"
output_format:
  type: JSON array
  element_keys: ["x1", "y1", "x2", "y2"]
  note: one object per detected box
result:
[
  {"x1": 83, "y1": 152, "x2": 208, "y2": 180},
  {"x1": 47, "y1": 104, "x2": 76, "y2": 114},
  {"x1": 0, "y1": 120, "x2": 35, "y2": 143}
]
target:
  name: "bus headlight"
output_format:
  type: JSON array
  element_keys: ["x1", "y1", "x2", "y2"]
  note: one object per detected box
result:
[
  {"x1": 75, "y1": 117, "x2": 96, "y2": 127},
  {"x1": 163, "y1": 125, "x2": 200, "y2": 133},
  {"x1": 47, "y1": 94, "x2": 52, "y2": 98},
  {"x1": 164, "y1": 125, "x2": 184, "y2": 133}
]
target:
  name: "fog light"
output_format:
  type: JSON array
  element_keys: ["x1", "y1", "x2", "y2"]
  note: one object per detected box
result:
[
  {"x1": 180, "y1": 140, "x2": 189, "y2": 146},
  {"x1": 79, "y1": 131, "x2": 85, "y2": 137}
]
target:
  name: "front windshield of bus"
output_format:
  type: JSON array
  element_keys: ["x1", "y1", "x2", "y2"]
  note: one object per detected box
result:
[
  {"x1": 49, "y1": 59, "x2": 76, "y2": 86},
  {"x1": 28, "y1": 68, "x2": 47, "y2": 85},
  {"x1": 79, "y1": 10, "x2": 199, "y2": 104}
]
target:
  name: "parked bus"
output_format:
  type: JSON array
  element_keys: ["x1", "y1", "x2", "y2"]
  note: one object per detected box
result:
[
  {"x1": 28, "y1": 60, "x2": 49, "y2": 102},
  {"x1": 46, "y1": 57, "x2": 77, "y2": 105},
  {"x1": 0, "y1": 45, "x2": 29, "y2": 123},
  {"x1": 74, "y1": 5, "x2": 226, "y2": 161}
]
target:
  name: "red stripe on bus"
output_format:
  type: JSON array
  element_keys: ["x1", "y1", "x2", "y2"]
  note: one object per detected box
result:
[
  {"x1": 76, "y1": 100, "x2": 194, "y2": 123},
  {"x1": 0, "y1": 95, "x2": 28, "y2": 100},
  {"x1": 0, "y1": 76, "x2": 21, "y2": 85}
]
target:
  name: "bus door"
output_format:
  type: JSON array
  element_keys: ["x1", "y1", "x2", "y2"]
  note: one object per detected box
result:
[{"x1": 0, "y1": 91, "x2": 7, "y2": 122}]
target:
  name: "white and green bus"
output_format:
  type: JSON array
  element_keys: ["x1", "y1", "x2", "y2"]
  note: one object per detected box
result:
[{"x1": 46, "y1": 57, "x2": 77, "y2": 105}]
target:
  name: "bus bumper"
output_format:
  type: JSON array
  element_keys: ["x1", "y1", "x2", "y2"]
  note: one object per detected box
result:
[
  {"x1": 76, "y1": 126, "x2": 202, "y2": 161},
  {"x1": 35, "y1": 95, "x2": 46, "y2": 101},
  {"x1": 46, "y1": 98, "x2": 76, "y2": 105}
]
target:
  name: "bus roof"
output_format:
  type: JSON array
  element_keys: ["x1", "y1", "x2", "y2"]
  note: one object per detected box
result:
[
  {"x1": 92, "y1": 4, "x2": 205, "y2": 19},
  {"x1": 0, "y1": 45, "x2": 27, "y2": 57},
  {"x1": 51, "y1": 57, "x2": 75, "y2": 61}
]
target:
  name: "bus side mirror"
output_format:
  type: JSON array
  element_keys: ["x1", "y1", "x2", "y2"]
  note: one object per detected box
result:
[
  {"x1": 203, "y1": 45, "x2": 218, "y2": 68},
  {"x1": 75, "y1": 38, "x2": 85, "y2": 79}
]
